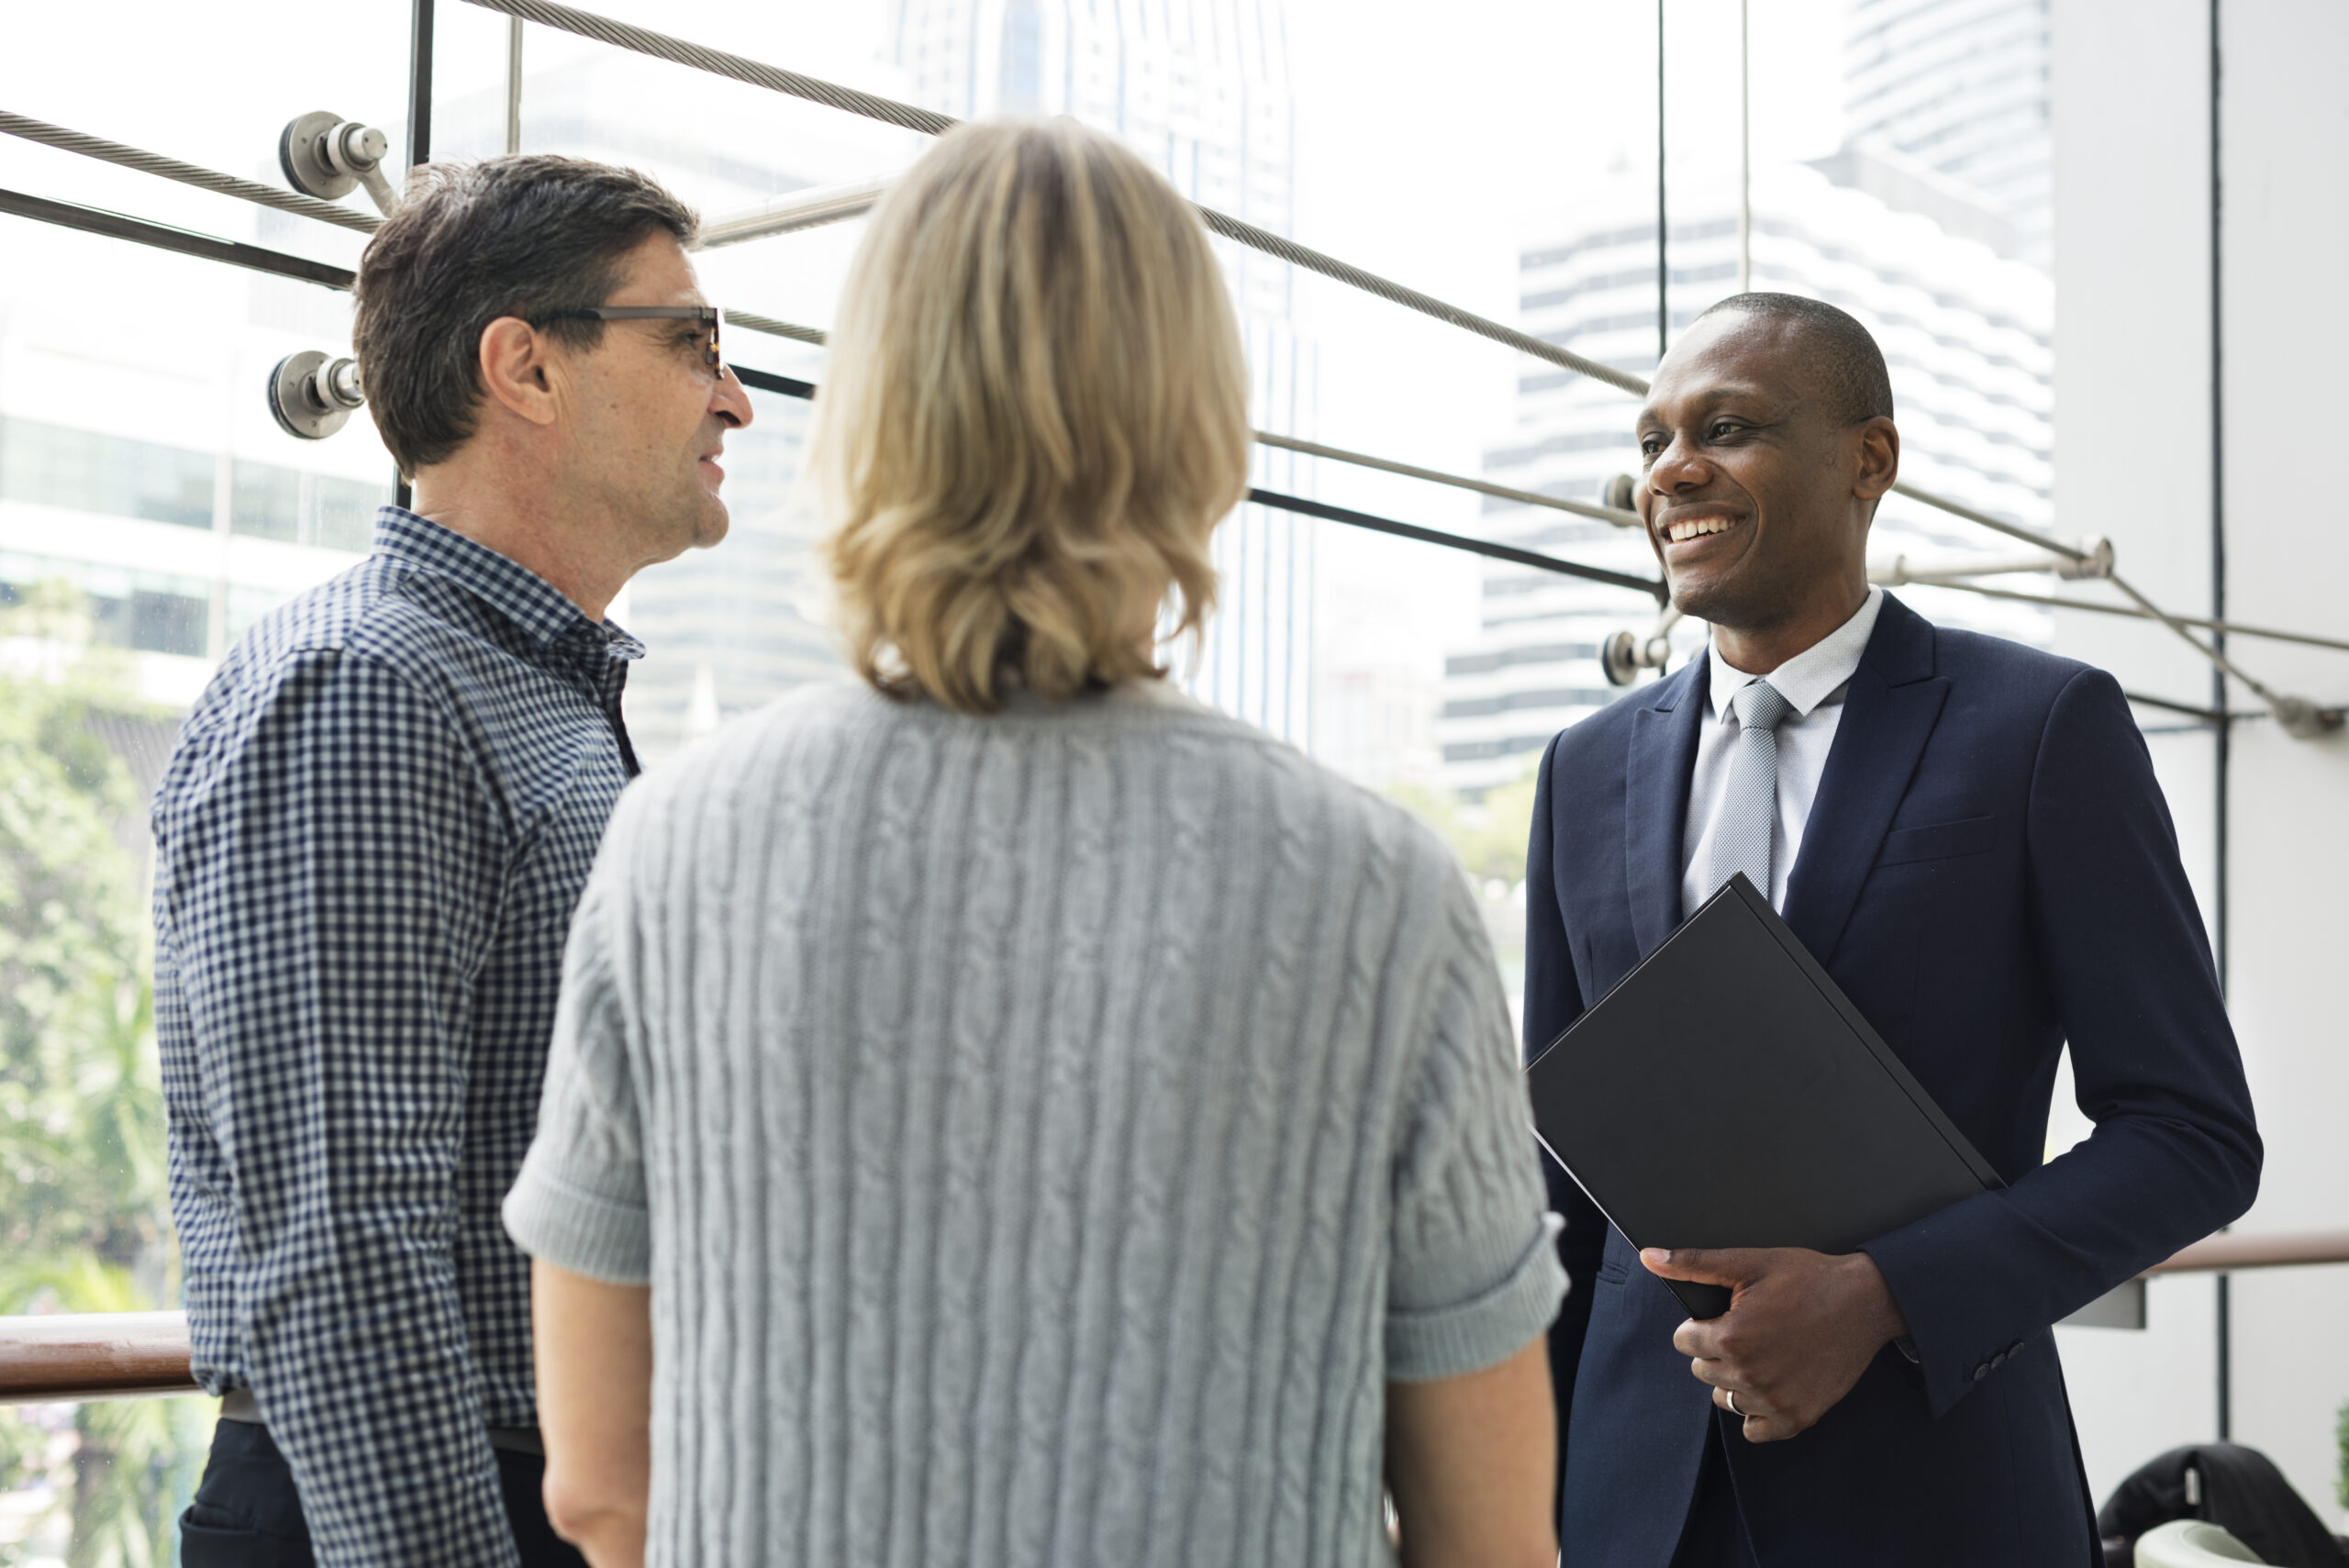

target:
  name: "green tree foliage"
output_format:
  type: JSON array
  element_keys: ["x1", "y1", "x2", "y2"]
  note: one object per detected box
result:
[
  {"x1": 0, "y1": 584, "x2": 206, "y2": 1566},
  {"x1": 0, "y1": 687, "x2": 150, "y2": 1282},
  {"x1": 2337, "y1": 1397, "x2": 2349, "y2": 1512},
  {"x1": 1386, "y1": 762, "x2": 1541, "y2": 888}
]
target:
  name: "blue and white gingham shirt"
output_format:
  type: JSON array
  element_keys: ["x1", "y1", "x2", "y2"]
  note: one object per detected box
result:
[{"x1": 154, "y1": 507, "x2": 643, "y2": 1566}]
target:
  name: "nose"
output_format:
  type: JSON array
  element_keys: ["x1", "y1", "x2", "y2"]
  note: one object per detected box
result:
[
  {"x1": 1647, "y1": 428, "x2": 1711, "y2": 498},
  {"x1": 712, "y1": 364, "x2": 755, "y2": 430}
]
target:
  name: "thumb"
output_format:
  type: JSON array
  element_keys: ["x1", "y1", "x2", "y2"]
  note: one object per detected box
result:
[{"x1": 1639, "y1": 1247, "x2": 1762, "y2": 1286}]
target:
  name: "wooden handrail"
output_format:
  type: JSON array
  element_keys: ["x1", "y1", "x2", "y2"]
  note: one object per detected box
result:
[
  {"x1": 3, "y1": 1230, "x2": 2346, "y2": 1403},
  {"x1": 0, "y1": 1311, "x2": 198, "y2": 1405},
  {"x1": 2143, "y1": 1229, "x2": 2349, "y2": 1275}
]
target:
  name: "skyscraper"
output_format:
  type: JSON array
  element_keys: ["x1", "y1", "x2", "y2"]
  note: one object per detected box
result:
[
  {"x1": 1435, "y1": 1, "x2": 2056, "y2": 796},
  {"x1": 1842, "y1": 0, "x2": 2052, "y2": 261},
  {"x1": 891, "y1": 0, "x2": 1317, "y2": 742}
]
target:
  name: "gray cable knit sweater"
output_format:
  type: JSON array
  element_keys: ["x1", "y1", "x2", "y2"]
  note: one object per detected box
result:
[{"x1": 503, "y1": 678, "x2": 1564, "y2": 1567}]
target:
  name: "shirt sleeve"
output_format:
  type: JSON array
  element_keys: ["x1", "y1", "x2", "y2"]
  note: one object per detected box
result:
[
  {"x1": 1386, "y1": 850, "x2": 1567, "y2": 1382},
  {"x1": 161, "y1": 651, "x2": 518, "y2": 1567},
  {"x1": 503, "y1": 828, "x2": 651, "y2": 1285}
]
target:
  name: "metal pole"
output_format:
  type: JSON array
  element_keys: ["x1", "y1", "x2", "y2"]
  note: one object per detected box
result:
[
  {"x1": 506, "y1": 16, "x2": 524, "y2": 154},
  {"x1": 397, "y1": 0, "x2": 434, "y2": 512},
  {"x1": 2209, "y1": 0, "x2": 2232, "y2": 1445},
  {"x1": 1656, "y1": 0, "x2": 1668, "y2": 363},
  {"x1": 407, "y1": 0, "x2": 435, "y2": 172},
  {"x1": 1738, "y1": 0, "x2": 1751, "y2": 293}
]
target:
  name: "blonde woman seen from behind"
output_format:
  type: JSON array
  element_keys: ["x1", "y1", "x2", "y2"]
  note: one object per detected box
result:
[{"x1": 504, "y1": 118, "x2": 1564, "y2": 1568}]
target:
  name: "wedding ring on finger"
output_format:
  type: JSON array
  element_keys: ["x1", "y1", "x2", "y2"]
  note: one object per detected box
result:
[{"x1": 1725, "y1": 1390, "x2": 1748, "y2": 1418}]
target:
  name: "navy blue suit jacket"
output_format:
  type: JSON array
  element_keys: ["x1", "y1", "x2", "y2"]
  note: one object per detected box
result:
[{"x1": 1525, "y1": 595, "x2": 2260, "y2": 1568}]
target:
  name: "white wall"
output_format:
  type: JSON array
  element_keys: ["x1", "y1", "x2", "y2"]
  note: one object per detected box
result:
[
  {"x1": 2210, "y1": 0, "x2": 2349, "y2": 1527},
  {"x1": 2051, "y1": 0, "x2": 2349, "y2": 1525}
]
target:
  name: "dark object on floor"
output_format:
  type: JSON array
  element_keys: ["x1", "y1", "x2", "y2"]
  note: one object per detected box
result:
[{"x1": 2099, "y1": 1443, "x2": 2346, "y2": 1568}]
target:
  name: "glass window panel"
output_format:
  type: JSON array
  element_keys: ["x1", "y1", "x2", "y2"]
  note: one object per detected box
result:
[
  {"x1": 1, "y1": 0, "x2": 2081, "y2": 1543},
  {"x1": 129, "y1": 587, "x2": 208, "y2": 657},
  {"x1": 620, "y1": 386, "x2": 829, "y2": 761},
  {"x1": 231, "y1": 462, "x2": 390, "y2": 551},
  {"x1": 314, "y1": 475, "x2": 389, "y2": 553},
  {"x1": 230, "y1": 459, "x2": 303, "y2": 542},
  {"x1": 0, "y1": 417, "x2": 215, "y2": 529},
  {"x1": 227, "y1": 584, "x2": 290, "y2": 645},
  {"x1": 2, "y1": 6, "x2": 410, "y2": 1534}
]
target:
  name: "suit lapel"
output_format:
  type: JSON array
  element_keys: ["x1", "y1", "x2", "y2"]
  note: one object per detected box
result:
[
  {"x1": 1625, "y1": 654, "x2": 1709, "y2": 957},
  {"x1": 1783, "y1": 595, "x2": 1948, "y2": 965}
]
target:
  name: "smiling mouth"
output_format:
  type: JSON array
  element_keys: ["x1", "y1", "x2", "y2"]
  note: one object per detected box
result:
[{"x1": 1661, "y1": 514, "x2": 1741, "y2": 544}]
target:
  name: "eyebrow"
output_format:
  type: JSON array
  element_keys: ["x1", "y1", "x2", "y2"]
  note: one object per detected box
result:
[{"x1": 1638, "y1": 384, "x2": 1781, "y2": 424}]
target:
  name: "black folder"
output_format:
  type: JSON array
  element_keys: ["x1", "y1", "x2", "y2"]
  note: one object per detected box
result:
[{"x1": 1526, "y1": 873, "x2": 2003, "y2": 1319}]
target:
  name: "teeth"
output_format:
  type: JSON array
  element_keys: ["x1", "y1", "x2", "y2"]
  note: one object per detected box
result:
[{"x1": 1665, "y1": 516, "x2": 1735, "y2": 543}]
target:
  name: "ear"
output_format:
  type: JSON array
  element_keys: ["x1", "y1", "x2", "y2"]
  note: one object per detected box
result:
[
  {"x1": 1852, "y1": 416, "x2": 1899, "y2": 503},
  {"x1": 476, "y1": 316, "x2": 563, "y2": 428}
]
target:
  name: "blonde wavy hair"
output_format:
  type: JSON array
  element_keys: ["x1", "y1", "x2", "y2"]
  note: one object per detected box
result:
[{"x1": 811, "y1": 117, "x2": 1252, "y2": 713}]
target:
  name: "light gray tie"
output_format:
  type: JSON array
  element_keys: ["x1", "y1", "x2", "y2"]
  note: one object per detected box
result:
[{"x1": 1706, "y1": 679, "x2": 1796, "y2": 900}]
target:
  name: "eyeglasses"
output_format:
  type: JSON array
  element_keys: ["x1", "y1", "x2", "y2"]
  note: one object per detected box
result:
[{"x1": 529, "y1": 305, "x2": 726, "y2": 373}]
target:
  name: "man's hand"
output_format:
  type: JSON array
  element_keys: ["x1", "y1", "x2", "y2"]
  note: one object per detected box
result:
[{"x1": 1640, "y1": 1246, "x2": 1910, "y2": 1443}]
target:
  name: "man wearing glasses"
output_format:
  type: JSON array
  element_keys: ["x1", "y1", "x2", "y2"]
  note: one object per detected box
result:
[{"x1": 154, "y1": 154, "x2": 752, "y2": 1566}]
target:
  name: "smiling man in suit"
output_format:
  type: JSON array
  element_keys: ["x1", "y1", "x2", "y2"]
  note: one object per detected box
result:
[{"x1": 1525, "y1": 293, "x2": 2261, "y2": 1567}]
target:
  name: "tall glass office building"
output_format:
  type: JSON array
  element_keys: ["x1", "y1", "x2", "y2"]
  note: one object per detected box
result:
[
  {"x1": 1843, "y1": 0, "x2": 2052, "y2": 262},
  {"x1": 892, "y1": 0, "x2": 1318, "y2": 742},
  {"x1": 1433, "y1": 0, "x2": 2055, "y2": 797}
]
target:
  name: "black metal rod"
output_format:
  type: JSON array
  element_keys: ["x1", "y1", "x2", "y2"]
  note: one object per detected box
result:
[
  {"x1": 400, "y1": 0, "x2": 435, "y2": 510},
  {"x1": 2209, "y1": 0, "x2": 2232, "y2": 1446},
  {"x1": 0, "y1": 192, "x2": 1666, "y2": 607},
  {"x1": 723, "y1": 371, "x2": 1664, "y2": 599},
  {"x1": 2123, "y1": 690, "x2": 2230, "y2": 724},
  {"x1": 729, "y1": 365, "x2": 817, "y2": 400},
  {"x1": 1247, "y1": 488, "x2": 1666, "y2": 600},
  {"x1": 0, "y1": 187, "x2": 355, "y2": 289},
  {"x1": 1657, "y1": 0, "x2": 1668, "y2": 365},
  {"x1": 409, "y1": 0, "x2": 437, "y2": 172}
]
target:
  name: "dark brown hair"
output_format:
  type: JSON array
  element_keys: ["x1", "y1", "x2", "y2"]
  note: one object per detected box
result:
[{"x1": 352, "y1": 155, "x2": 697, "y2": 476}]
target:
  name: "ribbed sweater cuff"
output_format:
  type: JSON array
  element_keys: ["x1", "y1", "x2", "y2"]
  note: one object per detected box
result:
[
  {"x1": 1386, "y1": 1213, "x2": 1567, "y2": 1382},
  {"x1": 502, "y1": 1161, "x2": 652, "y2": 1286}
]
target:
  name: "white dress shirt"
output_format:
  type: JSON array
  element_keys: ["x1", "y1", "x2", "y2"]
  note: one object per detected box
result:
[{"x1": 1678, "y1": 587, "x2": 1886, "y2": 917}]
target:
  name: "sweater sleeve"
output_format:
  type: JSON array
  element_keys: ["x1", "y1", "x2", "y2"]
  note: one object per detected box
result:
[
  {"x1": 504, "y1": 825, "x2": 652, "y2": 1285},
  {"x1": 1386, "y1": 854, "x2": 1567, "y2": 1382}
]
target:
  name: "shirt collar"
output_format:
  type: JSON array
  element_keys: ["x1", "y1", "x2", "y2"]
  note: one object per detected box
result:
[
  {"x1": 371, "y1": 506, "x2": 642, "y2": 659},
  {"x1": 1705, "y1": 585, "x2": 1884, "y2": 722}
]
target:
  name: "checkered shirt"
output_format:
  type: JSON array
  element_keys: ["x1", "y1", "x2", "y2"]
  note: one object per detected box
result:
[{"x1": 154, "y1": 507, "x2": 643, "y2": 1566}]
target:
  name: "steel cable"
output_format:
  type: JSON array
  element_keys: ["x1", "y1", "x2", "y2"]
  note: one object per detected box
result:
[
  {"x1": 484, "y1": 0, "x2": 2303, "y2": 714},
  {"x1": 2, "y1": 38, "x2": 2335, "y2": 721},
  {"x1": 456, "y1": 0, "x2": 957, "y2": 136},
  {"x1": 723, "y1": 309, "x2": 829, "y2": 347},
  {"x1": 0, "y1": 112, "x2": 381, "y2": 235},
  {"x1": 457, "y1": 0, "x2": 1650, "y2": 399}
]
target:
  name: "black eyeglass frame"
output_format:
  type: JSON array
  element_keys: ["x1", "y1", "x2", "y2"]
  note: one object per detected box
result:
[{"x1": 529, "y1": 305, "x2": 727, "y2": 373}]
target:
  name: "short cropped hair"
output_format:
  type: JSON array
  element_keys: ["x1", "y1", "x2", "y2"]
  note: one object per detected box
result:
[
  {"x1": 353, "y1": 155, "x2": 698, "y2": 476},
  {"x1": 1697, "y1": 292, "x2": 1895, "y2": 428},
  {"x1": 812, "y1": 118, "x2": 1252, "y2": 715}
]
